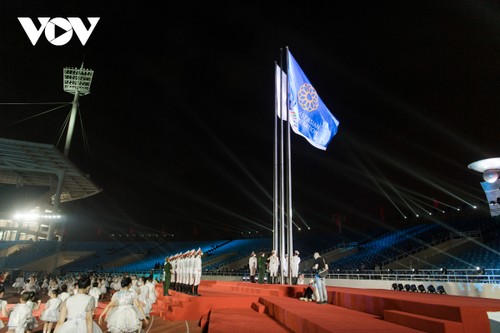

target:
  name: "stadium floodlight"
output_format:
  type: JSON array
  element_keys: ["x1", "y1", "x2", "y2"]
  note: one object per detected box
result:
[
  {"x1": 13, "y1": 208, "x2": 63, "y2": 223},
  {"x1": 63, "y1": 66, "x2": 94, "y2": 95},
  {"x1": 468, "y1": 158, "x2": 500, "y2": 183},
  {"x1": 62, "y1": 63, "x2": 94, "y2": 157}
]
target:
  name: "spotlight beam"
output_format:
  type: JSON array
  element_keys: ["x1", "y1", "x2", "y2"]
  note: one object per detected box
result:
[{"x1": 353, "y1": 155, "x2": 407, "y2": 219}]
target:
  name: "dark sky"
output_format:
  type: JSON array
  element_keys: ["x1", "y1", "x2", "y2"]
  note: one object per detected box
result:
[{"x1": 0, "y1": 1, "x2": 498, "y2": 241}]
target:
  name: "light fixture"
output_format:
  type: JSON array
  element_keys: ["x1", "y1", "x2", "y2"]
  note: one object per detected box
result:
[
  {"x1": 410, "y1": 284, "x2": 417, "y2": 292},
  {"x1": 476, "y1": 267, "x2": 485, "y2": 275},
  {"x1": 411, "y1": 268, "x2": 418, "y2": 274},
  {"x1": 62, "y1": 64, "x2": 94, "y2": 157},
  {"x1": 397, "y1": 283, "x2": 404, "y2": 291},
  {"x1": 427, "y1": 285, "x2": 436, "y2": 293},
  {"x1": 437, "y1": 285, "x2": 446, "y2": 294},
  {"x1": 404, "y1": 284, "x2": 411, "y2": 292},
  {"x1": 418, "y1": 284, "x2": 426, "y2": 293},
  {"x1": 440, "y1": 267, "x2": 447, "y2": 275},
  {"x1": 483, "y1": 170, "x2": 499, "y2": 183},
  {"x1": 391, "y1": 283, "x2": 398, "y2": 291}
]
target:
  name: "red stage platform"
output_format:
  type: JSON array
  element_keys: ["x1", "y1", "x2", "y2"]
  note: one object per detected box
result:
[{"x1": 151, "y1": 280, "x2": 500, "y2": 333}]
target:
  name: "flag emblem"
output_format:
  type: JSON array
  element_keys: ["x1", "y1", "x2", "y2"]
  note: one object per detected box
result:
[{"x1": 298, "y1": 83, "x2": 319, "y2": 112}]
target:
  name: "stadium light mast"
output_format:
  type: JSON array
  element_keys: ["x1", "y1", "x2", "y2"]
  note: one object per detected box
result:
[
  {"x1": 62, "y1": 63, "x2": 94, "y2": 157},
  {"x1": 47, "y1": 64, "x2": 93, "y2": 242}
]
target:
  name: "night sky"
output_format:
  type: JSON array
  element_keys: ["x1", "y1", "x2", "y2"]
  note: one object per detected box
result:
[{"x1": 0, "y1": 1, "x2": 498, "y2": 241}]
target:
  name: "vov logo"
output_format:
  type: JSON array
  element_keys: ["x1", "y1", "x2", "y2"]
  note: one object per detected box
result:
[{"x1": 18, "y1": 17, "x2": 100, "y2": 46}]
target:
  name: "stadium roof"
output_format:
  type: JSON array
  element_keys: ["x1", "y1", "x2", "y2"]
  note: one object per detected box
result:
[{"x1": 0, "y1": 137, "x2": 102, "y2": 203}]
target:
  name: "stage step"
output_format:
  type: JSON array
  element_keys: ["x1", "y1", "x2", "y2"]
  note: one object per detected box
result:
[
  {"x1": 260, "y1": 296, "x2": 426, "y2": 333},
  {"x1": 384, "y1": 310, "x2": 463, "y2": 333},
  {"x1": 251, "y1": 301, "x2": 266, "y2": 313},
  {"x1": 206, "y1": 307, "x2": 292, "y2": 333}
]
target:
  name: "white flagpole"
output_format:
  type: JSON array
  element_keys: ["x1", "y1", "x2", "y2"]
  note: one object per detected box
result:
[
  {"x1": 285, "y1": 46, "x2": 294, "y2": 285},
  {"x1": 273, "y1": 62, "x2": 279, "y2": 263},
  {"x1": 279, "y1": 49, "x2": 286, "y2": 285}
]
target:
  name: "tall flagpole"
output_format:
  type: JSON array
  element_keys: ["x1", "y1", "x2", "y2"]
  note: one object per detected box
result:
[
  {"x1": 279, "y1": 48, "x2": 286, "y2": 285},
  {"x1": 273, "y1": 61, "x2": 279, "y2": 263},
  {"x1": 285, "y1": 46, "x2": 294, "y2": 285}
]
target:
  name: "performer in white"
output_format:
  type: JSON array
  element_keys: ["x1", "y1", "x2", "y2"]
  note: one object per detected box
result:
[
  {"x1": 173, "y1": 253, "x2": 180, "y2": 292},
  {"x1": 282, "y1": 254, "x2": 288, "y2": 284},
  {"x1": 290, "y1": 250, "x2": 301, "y2": 285},
  {"x1": 187, "y1": 249, "x2": 195, "y2": 295},
  {"x1": 248, "y1": 251, "x2": 257, "y2": 283},
  {"x1": 268, "y1": 250, "x2": 280, "y2": 284},
  {"x1": 179, "y1": 251, "x2": 187, "y2": 293},
  {"x1": 193, "y1": 248, "x2": 203, "y2": 296}
]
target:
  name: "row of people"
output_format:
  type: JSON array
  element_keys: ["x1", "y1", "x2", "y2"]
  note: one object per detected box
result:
[
  {"x1": 163, "y1": 248, "x2": 203, "y2": 296},
  {"x1": 249, "y1": 250, "x2": 301, "y2": 284}
]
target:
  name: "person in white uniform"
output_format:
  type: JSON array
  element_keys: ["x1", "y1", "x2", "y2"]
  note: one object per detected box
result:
[
  {"x1": 193, "y1": 248, "x2": 203, "y2": 296},
  {"x1": 290, "y1": 250, "x2": 301, "y2": 285},
  {"x1": 248, "y1": 251, "x2": 257, "y2": 283},
  {"x1": 268, "y1": 250, "x2": 280, "y2": 284}
]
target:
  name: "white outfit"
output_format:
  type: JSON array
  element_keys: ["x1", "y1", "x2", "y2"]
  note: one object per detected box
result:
[
  {"x1": 25, "y1": 299, "x2": 39, "y2": 330},
  {"x1": 40, "y1": 297, "x2": 62, "y2": 322},
  {"x1": 12, "y1": 277, "x2": 25, "y2": 289},
  {"x1": 194, "y1": 255, "x2": 202, "y2": 286},
  {"x1": 88, "y1": 287, "x2": 102, "y2": 309},
  {"x1": 22, "y1": 281, "x2": 36, "y2": 294},
  {"x1": 249, "y1": 255, "x2": 257, "y2": 277},
  {"x1": 170, "y1": 260, "x2": 176, "y2": 283},
  {"x1": 0, "y1": 299, "x2": 7, "y2": 329},
  {"x1": 7, "y1": 303, "x2": 32, "y2": 333},
  {"x1": 187, "y1": 255, "x2": 195, "y2": 285},
  {"x1": 291, "y1": 254, "x2": 301, "y2": 277},
  {"x1": 58, "y1": 291, "x2": 71, "y2": 303},
  {"x1": 137, "y1": 284, "x2": 151, "y2": 317},
  {"x1": 146, "y1": 280, "x2": 157, "y2": 304},
  {"x1": 57, "y1": 294, "x2": 102, "y2": 333},
  {"x1": 106, "y1": 289, "x2": 142, "y2": 333},
  {"x1": 100, "y1": 281, "x2": 107, "y2": 295},
  {"x1": 269, "y1": 254, "x2": 280, "y2": 277},
  {"x1": 282, "y1": 256, "x2": 288, "y2": 277}
]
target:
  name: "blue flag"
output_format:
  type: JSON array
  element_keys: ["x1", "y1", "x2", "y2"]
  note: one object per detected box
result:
[{"x1": 287, "y1": 49, "x2": 339, "y2": 150}]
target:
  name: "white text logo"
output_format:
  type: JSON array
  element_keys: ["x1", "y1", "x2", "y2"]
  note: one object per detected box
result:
[{"x1": 18, "y1": 17, "x2": 100, "y2": 46}]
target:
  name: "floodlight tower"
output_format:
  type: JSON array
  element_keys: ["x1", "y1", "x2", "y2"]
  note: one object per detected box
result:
[
  {"x1": 47, "y1": 64, "x2": 93, "y2": 241},
  {"x1": 63, "y1": 63, "x2": 94, "y2": 157}
]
